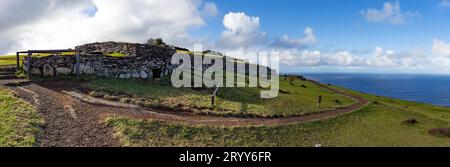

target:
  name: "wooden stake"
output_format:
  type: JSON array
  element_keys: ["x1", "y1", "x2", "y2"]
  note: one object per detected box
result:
[
  {"x1": 16, "y1": 52, "x2": 20, "y2": 71},
  {"x1": 76, "y1": 52, "x2": 80, "y2": 79},
  {"x1": 27, "y1": 51, "x2": 31, "y2": 79},
  {"x1": 317, "y1": 95, "x2": 322, "y2": 109}
]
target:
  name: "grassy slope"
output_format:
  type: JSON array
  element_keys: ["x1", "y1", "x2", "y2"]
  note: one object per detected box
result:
[
  {"x1": 106, "y1": 85, "x2": 450, "y2": 147},
  {"x1": 85, "y1": 76, "x2": 356, "y2": 117},
  {"x1": 0, "y1": 88, "x2": 42, "y2": 147},
  {"x1": 0, "y1": 55, "x2": 21, "y2": 66}
]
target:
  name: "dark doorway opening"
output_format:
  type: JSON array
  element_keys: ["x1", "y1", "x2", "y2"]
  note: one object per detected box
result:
[{"x1": 152, "y1": 69, "x2": 161, "y2": 79}]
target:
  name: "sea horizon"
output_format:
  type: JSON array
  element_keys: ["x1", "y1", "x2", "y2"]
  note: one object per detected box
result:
[{"x1": 289, "y1": 72, "x2": 450, "y2": 107}]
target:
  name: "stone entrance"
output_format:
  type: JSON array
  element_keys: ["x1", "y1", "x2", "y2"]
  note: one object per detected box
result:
[{"x1": 152, "y1": 69, "x2": 161, "y2": 79}]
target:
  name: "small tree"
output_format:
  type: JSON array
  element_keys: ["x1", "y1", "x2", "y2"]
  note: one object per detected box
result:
[{"x1": 146, "y1": 38, "x2": 165, "y2": 46}]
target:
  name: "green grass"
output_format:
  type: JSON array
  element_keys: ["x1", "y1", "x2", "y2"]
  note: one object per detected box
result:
[
  {"x1": 176, "y1": 50, "x2": 193, "y2": 55},
  {"x1": 0, "y1": 88, "x2": 43, "y2": 147},
  {"x1": 106, "y1": 52, "x2": 126, "y2": 57},
  {"x1": 31, "y1": 52, "x2": 75, "y2": 57},
  {"x1": 84, "y1": 76, "x2": 356, "y2": 117},
  {"x1": 106, "y1": 88, "x2": 450, "y2": 147},
  {"x1": 0, "y1": 55, "x2": 22, "y2": 66}
]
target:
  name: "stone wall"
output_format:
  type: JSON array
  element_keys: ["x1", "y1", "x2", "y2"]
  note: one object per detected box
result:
[
  {"x1": 23, "y1": 42, "x2": 177, "y2": 79},
  {"x1": 75, "y1": 41, "x2": 175, "y2": 59},
  {"x1": 24, "y1": 54, "x2": 176, "y2": 79}
]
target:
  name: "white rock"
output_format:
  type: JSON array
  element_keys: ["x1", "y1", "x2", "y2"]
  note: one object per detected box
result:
[
  {"x1": 140, "y1": 71, "x2": 148, "y2": 79},
  {"x1": 56, "y1": 67, "x2": 71, "y2": 75},
  {"x1": 132, "y1": 71, "x2": 140, "y2": 78},
  {"x1": 43, "y1": 64, "x2": 54, "y2": 76}
]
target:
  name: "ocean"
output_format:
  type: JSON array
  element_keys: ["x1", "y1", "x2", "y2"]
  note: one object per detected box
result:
[{"x1": 301, "y1": 73, "x2": 450, "y2": 107}]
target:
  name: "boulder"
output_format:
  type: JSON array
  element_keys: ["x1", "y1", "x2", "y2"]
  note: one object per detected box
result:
[
  {"x1": 83, "y1": 62, "x2": 94, "y2": 74},
  {"x1": 31, "y1": 68, "x2": 41, "y2": 75},
  {"x1": 132, "y1": 71, "x2": 140, "y2": 78},
  {"x1": 119, "y1": 73, "x2": 131, "y2": 79},
  {"x1": 56, "y1": 67, "x2": 72, "y2": 75},
  {"x1": 147, "y1": 70, "x2": 153, "y2": 79},
  {"x1": 78, "y1": 63, "x2": 86, "y2": 73},
  {"x1": 43, "y1": 64, "x2": 54, "y2": 76},
  {"x1": 140, "y1": 70, "x2": 148, "y2": 79}
]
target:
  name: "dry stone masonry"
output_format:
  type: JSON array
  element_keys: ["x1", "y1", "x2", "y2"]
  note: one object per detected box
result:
[
  {"x1": 22, "y1": 41, "x2": 272, "y2": 80},
  {"x1": 23, "y1": 42, "x2": 177, "y2": 79}
]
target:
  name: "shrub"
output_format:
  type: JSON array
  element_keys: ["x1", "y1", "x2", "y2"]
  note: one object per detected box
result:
[
  {"x1": 146, "y1": 38, "x2": 166, "y2": 46},
  {"x1": 402, "y1": 118, "x2": 418, "y2": 125}
]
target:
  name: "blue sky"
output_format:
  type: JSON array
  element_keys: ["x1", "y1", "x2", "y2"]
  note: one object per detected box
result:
[
  {"x1": 198, "y1": 0, "x2": 450, "y2": 50},
  {"x1": 188, "y1": 0, "x2": 450, "y2": 74},
  {"x1": 1, "y1": 0, "x2": 450, "y2": 74}
]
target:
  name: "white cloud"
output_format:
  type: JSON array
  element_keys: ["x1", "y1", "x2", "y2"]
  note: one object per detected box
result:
[
  {"x1": 439, "y1": 0, "x2": 450, "y2": 8},
  {"x1": 362, "y1": 0, "x2": 419, "y2": 25},
  {"x1": 327, "y1": 51, "x2": 355, "y2": 66},
  {"x1": 222, "y1": 12, "x2": 260, "y2": 34},
  {"x1": 276, "y1": 46, "x2": 424, "y2": 69},
  {"x1": 283, "y1": 50, "x2": 322, "y2": 66},
  {"x1": 271, "y1": 27, "x2": 317, "y2": 48},
  {"x1": 201, "y1": 2, "x2": 218, "y2": 17},
  {"x1": 431, "y1": 38, "x2": 450, "y2": 72},
  {"x1": 432, "y1": 38, "x2": 450, "y2": 56},
  {"x1": 216, "y1": 12, "x2": 267, "y2": 49},
  {"x1": 0, "y1": 0, "x2": 215, "y2": 54},
  {"x1": 366, "y1": 47, "x2": 426, "y2": 68},
  {"x1": 279, "y1": 49, "x2": 360, "y2": 67},
  {"x1": 367, "y1": 47, "x2": 398, "y2": 67},
  {"x1": 431, "y1": 57, "x2": 450, "y2": 70}
]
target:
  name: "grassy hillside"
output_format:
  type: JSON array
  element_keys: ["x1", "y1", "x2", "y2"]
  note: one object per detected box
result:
[
  {"x1": 0, "y1": 88, "x2": 43, "y2": 147},
  {"x1": 84, "y1": 76, "x2": 356, "y2": 117},
  {"x1": 105, "y1": 85, "x2": 450, "y2": 147},
  {"x1": 0, "y1": 55, "x2": 21, "y2": 66}
]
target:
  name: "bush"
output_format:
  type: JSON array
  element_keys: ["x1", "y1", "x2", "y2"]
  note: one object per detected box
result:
[
  {"x1": 146, "y1": 38, "x2": 165, "y2": 46},
  {"x1": 402, "y1": 118, "x2": 418, "y2": 125}
]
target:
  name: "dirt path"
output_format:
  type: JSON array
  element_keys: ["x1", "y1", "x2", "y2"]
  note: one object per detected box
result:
[
  {"x1": 1, "y1": 79, "x2": 120, "y2": 146},
  {"x1": 0, "y1": 72, "x2": 368, "y2": 146}
]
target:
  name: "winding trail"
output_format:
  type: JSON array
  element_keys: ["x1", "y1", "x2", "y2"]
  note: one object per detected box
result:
[{"x1": 0, "y1": 68, "x2": 368, "y2": 146}]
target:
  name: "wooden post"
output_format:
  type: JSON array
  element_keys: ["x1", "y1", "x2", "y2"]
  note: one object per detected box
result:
[
  {"x1": 27, "y1": 51, "x2": 31, "y2": 79},
  {"x1": 76, "y1": 51, "x2": 80, "y2": 79},
  {"x1": 211, "y1": 83, "x2": 221, "y2": 107},
  {"x1": 317, "y1": 95, "x2": 322, "y2": 109},
  {"x1": 16, "y1": 52, "x2": 20, "y2": 71}
]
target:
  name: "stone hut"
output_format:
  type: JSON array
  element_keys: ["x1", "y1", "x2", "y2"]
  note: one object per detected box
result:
[{"x1": 23, "y1": 42, "x2": 177, "y2": 79}]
